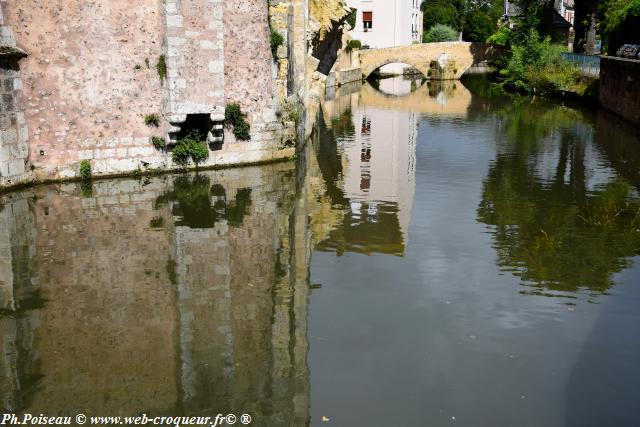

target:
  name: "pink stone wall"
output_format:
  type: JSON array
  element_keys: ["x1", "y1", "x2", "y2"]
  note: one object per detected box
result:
[
  {"x1": 224, "y1": 0, "x2": 274, "y2": 116},
  {"x1": 165, "y1": 0, "x2": 225, "y2": 121},
  {"x1": 4, "y1": 0, "x2": 166, "y2": 177},
  {"x1": 0, "y1": 0, "x2": 296, "y2": 189}
]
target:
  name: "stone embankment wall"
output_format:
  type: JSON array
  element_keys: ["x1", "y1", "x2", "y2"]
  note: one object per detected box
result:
[
  {"x1": 599, "y1": 56, "x2": 640, "y2": 127},
  {"x1": 0, "y1": 0, "x2": 313, "y2": 190}
]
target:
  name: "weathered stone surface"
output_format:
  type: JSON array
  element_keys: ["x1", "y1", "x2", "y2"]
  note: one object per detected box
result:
[
  {"x1": 359, "y1": 42, "x2": 486, "y2": 80},
  {"x1": 600, "y1": 56, "x2": 640, "y2": 126},
  {"x1": 0, "y1": 0, "x2": 349, "y2": 189}
]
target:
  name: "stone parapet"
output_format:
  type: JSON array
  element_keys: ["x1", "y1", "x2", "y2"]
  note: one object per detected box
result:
[{"x1": 599, "y1": 56, "x2": 640, "y2": 126}]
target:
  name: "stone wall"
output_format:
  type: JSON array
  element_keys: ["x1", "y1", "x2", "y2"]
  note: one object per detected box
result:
[
  {"x1": 2, "y1": 0, "x2": 168, "y2": 182},
  {"x1": 600, "y1": 56, "x2": 640, "y2": 127},
  {"x1": 165, "y1": 0, "x2": 225, "y2": 122},
  {"x1": 0, "y1": 5, "x2": 29, "y2": 188},
  {"x1": 0, "y1": 0, "x2": 299, "y2": 191},
  {"x1": 0, "y1": 0, "x2": 354, "y2": 191}
]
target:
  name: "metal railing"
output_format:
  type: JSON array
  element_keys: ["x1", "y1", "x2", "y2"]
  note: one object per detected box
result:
[{"x1": 562, "y1": 53, "x2": 600, "y2": 77}]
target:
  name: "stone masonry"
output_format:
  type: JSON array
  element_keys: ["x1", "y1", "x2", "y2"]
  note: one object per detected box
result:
[
  {"x1": 165, "y1": 0, "x2": 225, "y2": 124},
  {"x1": 0, "y1": 0, "x2": 300, "y2": 190},
  {"x1": 0, "y1": 0, "x2": 355, "y2": 190},
  {"x1": 0, "y1": 4, "x2": 28, "y2": 188}
]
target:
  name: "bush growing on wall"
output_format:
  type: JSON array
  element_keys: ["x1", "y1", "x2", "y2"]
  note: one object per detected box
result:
[
  {"x1": 144, "y1": 114, "x2": 160, "y2": 127},
  {"x1": 79, "y1": 160, "x2": 91, "y2": 180},
  {"x1": 156, "y1": 55, "x2": 167, "y2": 80},
  {"x1": 225, "y1": 103, "x2": 251, "y2": 141},
  {"x1": 172, "y1": 131, "x2": 209, "y2": 169},
  {"x1": 151, "y1": 136, "x2": 166, "y2": 151},
  {"x1": 424, "y1": 24, "x2": 458, "y2": 43},
  {"x1": 346, "y1": 39, "x2": 362, "y2": 52},
  {"x1": 271, "y1": 30, "x2": 284, "y2": 57}
]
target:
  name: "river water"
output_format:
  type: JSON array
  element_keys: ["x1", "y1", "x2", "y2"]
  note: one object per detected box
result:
[{"x1": 1, "y1": 76, "x2": 639, "y2": 426}]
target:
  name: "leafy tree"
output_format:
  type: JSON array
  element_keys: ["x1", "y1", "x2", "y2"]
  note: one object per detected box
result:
[
  {"x1": 508, "y1": 0, "x2": 556, "y2": 42},
  {"x1": 463, "y1": 7, "x2": 495, "y2": 41},
  {"x1": 421, "y1": 0, "x2": 462, "y2": 31},
  {"x1": 599, "y1": 0, "x2": 640, "y2": 53},
  {"x1": 424, "y1": 24, "x2": 459, "y2": 42},
  {"x1": 573, "y1": 0, "x2": 599, "y2": 54}
]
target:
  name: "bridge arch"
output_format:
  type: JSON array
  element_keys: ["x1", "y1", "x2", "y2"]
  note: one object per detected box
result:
[
  {"x1": 363, "y1": 58, "x2": 430, "y2": 80},
  {"x1": 358, "y1": 42, "x2": 484, "y2": 81}
]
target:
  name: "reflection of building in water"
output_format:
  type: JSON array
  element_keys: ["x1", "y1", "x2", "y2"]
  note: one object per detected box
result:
[
  {"x1": 0, "y1": 165, "x2": 312, "y2": 425},
  {"x1": 317, "y1": 77, "x2": 421, "y2": 255}
]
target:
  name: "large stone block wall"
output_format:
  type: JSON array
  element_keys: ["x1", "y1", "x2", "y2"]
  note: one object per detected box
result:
[
  {"x1": 0, "y1": 0, "x2": 298, "y2": 191},
  {"x1": 600, "y1": 56, "x2": 640, "y2": 127},
  {"x1": 165, "y1": 0, "x2": 225, "y2": 122},
  {"x1": 0, "y1": 5, "x2": 28, "y2": 188},
  {"x1": 2, "y1": 0, "x2": 168, "y2": 182}
]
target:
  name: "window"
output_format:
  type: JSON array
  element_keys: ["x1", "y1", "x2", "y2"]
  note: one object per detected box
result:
[{"x1": 363, "y1": 11, "x2": 373, "y2": 31}]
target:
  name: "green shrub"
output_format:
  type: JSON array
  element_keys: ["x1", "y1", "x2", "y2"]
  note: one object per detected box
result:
[
  {"x1": 424, "y1": 24, "x2": 458, "y2": 43},
  {"x1": 156, "y1": 54, "x2": 167, "y2": 80},
  {"x1": 79, "y1": 160, "x2": 91, "y2": 180},
  {"x1": 486, "y1": 25, "x2": 512, "y2": 46},
  {"x1": 504, "y1": 29, "x2": 578, "y2": 94},
  {"x1": 171, "y1": 131, "x2": 209, "y2": 169},
  {"x1": 144, "y1": 114, "x2": 160, "y2": 127},
  {"x1": 225, "y1": 103, "x2": 251, "y2": 141},
  {"x1": 151, "y1": 136, "x2": 166, "y2": 150},
  {"x1": 346, "y1": 8, "x2": 357, "y2": 29},
  {"x1": 346, "y1": 39, "x2": 362, "y2": 52},
  {"x1": 271, "y1": 30, "x2": 284, "y2": 57},
  {"x1": 282, "y1": 99, "x2": 302, "y2": 125}
]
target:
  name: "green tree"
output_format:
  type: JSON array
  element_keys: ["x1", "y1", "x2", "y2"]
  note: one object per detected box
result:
[
  {"x1": 172, "y1": 131, "x2": 209, "y2": 169},
  {"x1": 421, "y1": 0, "x2": 463, "y2": 31},
  {"x1": 599, "y1": 0, "x2": 640, "y2": 53},
  {"x1": 462, "y1": 0, "x2": 504, "y2": 42},
  {"x1": 424, "y1": 24, "x2": 459, "y2": 42},
  {"x1": 463, "y1": 7, "x2": 494, "y2": 41},
  {"x1": 573, "y1": 0, "x2": 599, "y2": 54}
]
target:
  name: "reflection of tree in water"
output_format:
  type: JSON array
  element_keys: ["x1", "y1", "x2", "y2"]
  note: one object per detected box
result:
[
  {"x1": 477, "y1": 100, "x2": 640, "y2": 298},
  {"x1": 154, "y1": 174, "x2": 252, "y2": 229}
]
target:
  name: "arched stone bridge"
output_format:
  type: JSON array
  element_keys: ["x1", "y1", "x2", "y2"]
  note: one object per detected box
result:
[{"x1": 358, "y1": 42, "x2": 497, "y2": 80}]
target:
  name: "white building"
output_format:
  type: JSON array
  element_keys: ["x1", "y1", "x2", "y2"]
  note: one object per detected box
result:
[{"x1": 346, "y1": 0, "x2": 423, "y2": 49}]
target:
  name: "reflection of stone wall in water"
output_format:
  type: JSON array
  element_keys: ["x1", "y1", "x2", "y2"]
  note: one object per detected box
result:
[
  {"x1": 0, "y1": 198, "x2": 38, "y2": 412},
  {"x1": 0, "y1": 165, "x2": 312, "y2": 422}
]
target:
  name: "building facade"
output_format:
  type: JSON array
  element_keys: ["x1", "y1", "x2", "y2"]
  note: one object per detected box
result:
[{"x1": 346, "y1": 0, "x2": 423, "y2": 49}]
